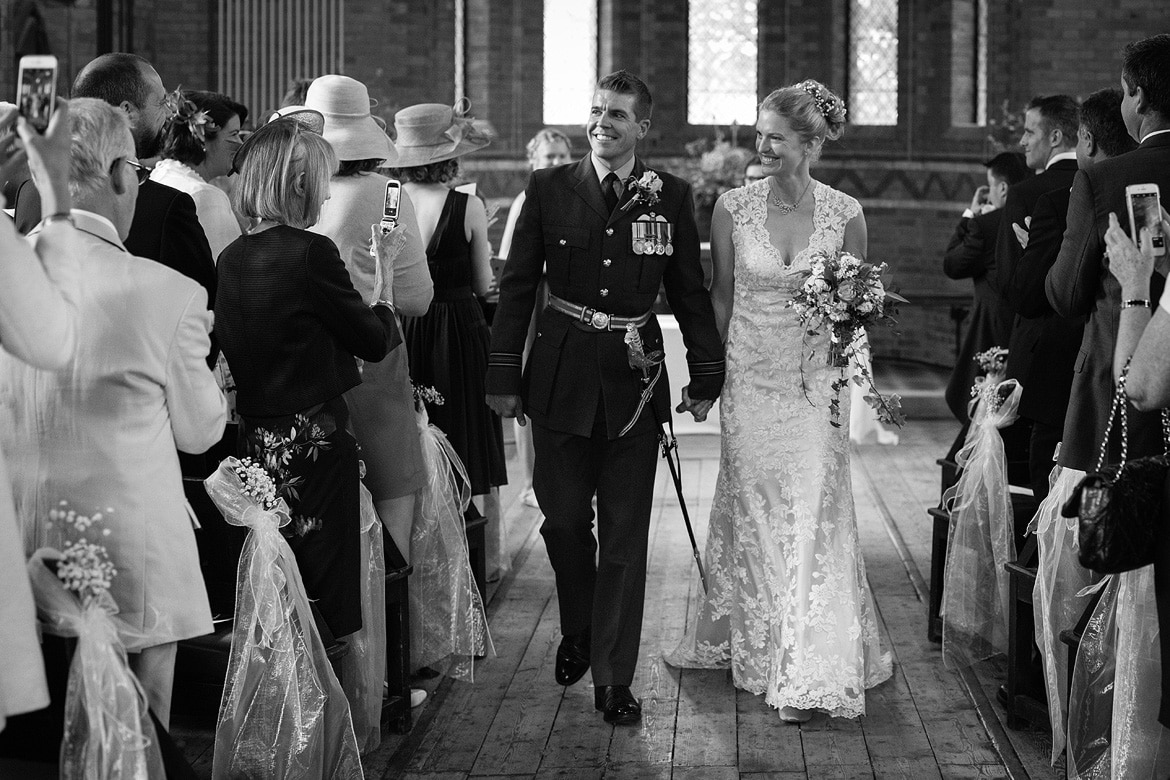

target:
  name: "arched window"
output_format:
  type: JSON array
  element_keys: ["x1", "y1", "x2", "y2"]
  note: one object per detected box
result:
[
  {"x1": 542, "y1": 0, "x2": 598, "y2": 125},
  {"x1": 849, "y1": 0, "x2": 899, "y2": 126},
  {"x1": 688, "y1": 0, "x2": 759, "y2": 126}
]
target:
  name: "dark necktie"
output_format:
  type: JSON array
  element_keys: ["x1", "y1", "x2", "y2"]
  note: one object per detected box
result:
[{"x1": 603, "y1": 172, "x2": 620, "y2": 214}]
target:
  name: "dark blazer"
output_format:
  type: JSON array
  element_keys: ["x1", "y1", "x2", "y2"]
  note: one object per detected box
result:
[
  {"x1": 215, "y1": 226, "x2": 398, "y2": 418},
  {"x1": 1046, "y1": 132, "x2": 1170, "y2": 471},
  {"x1": 1000, "y1": 186, "x2": 1085, "y2": 427},
  {"x1": 14, "y1": 177, "x2": 217, "y2": 308},
  {"x1": 943, "y1": 209, "x2": 1014, "y2": 421},
  {"x1": 487, "y1": 156, "x2": 725, "y2": 439}
]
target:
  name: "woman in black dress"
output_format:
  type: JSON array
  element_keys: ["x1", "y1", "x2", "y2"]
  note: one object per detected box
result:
[
  {"x1": 389, "y1": 103, "x2": 507, "y2": 498},
  {"x1": 215, "y1": 115, "x2": 399, "y2": 638}
]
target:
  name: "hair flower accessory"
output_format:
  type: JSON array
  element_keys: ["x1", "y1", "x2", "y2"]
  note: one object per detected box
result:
[
  {"x1": 620, "y1": 170, "x2": 663, "y2": 212},
  {"x1": 799, "y1": 79, "x2": 846, "y2": 122},
  {"x1": 163, "y1": 87, "x2": 218, "y2": 149}
]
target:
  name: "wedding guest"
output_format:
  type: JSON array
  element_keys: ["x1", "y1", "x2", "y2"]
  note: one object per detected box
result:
[
  {"x1": 0, "y1": 99, "x2": 79, "y2": 735},
  {"x1": 216, "y1": 116, "x2": 399, "y2": 641},
  {"x1": 390, "y1": 103, "x2": 507, "y2": 501},
  {"x1": 1042, "y1": 33, "x2": 1170, "y2": 757},
  {"x1": 994, "y1": 93, "x2": 1079, "y2": 494},
  {"x1": 1001, "y1": 88, "x2": 1134, "y2": 501},
  {"x1": 151, "y1": 90, "x2": 248, "y2": 259},
  {"x1": 497, "y1": 128, "x2": 573, "y2": 509},
  {"x1": 12, "y1": 53, "x2": 217, "y2": 308},
  {"x1": 0, "y1": 98, "x2": 227, "y2": 727},
  {"x1": 307, "y1": 74, "x2": 433, "y2": 561},
  {"x1": 942, "y1": 151, "x2": 1031, "y2": 423}
]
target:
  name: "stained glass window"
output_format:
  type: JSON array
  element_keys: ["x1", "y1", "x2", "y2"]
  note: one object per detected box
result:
[
  {"x1": 688, "y1": 0, "x2": 759, "y2": 126},
  {"x1": 849, "y1": 0, "x2": 899, "y2": 126},
  {"x1": 543, "y1": 0, "x2": 597, "y2": 125},
  {"x1": 950, "y1": 0, "x2": 988, "y2": 126}
]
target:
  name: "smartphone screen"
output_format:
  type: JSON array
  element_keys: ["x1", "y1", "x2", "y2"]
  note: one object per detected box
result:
[
  {"x1": 1130, "y1": 189, "x2": 1166, "y2": 254},
  {"x1": 383, "y1": 182, "x2": 401, "y2": 222},
  {"x1": 18, "y1": 66, "x2": 56, "y2": 132}
]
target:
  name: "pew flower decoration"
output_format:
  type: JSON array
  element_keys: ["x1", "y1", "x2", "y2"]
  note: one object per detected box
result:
[
  {"x1": 412, "y1": 381, "x2": 446, "y2": 408},
  {"x1": 620, "y1": 170, "x2": 662, "y2": 212},
  {"x1": 50, "y1": 502, "x2": 117, "y2": 608},
  {"x1": 971, "y1": 346, "x2": 1013, "y2": 413},
  {"x1": 789, "y1": 251, "x2": 907, "y2": 428},
  {"x1": 233, "y1": 457, "x2": 281, "y2": 511}
]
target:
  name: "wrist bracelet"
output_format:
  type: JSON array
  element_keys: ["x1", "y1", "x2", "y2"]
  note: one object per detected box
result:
[
  {"x1": 1121, "y1": 298, "x2": 1152, "y2": 310},
  {"x1": 42, "y1": 212, "x2": 73, "y2": 226},
  {"x1": 372, "y1": 299, "x2": 395, "y2": 310}
]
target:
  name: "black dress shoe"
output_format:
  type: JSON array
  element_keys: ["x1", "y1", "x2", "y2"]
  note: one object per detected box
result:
[
  {"x1": 555, "y1": 635, "x2": 590, "y2": 686},
  {"x1": 594, "y1": 685, "x2": 642, "y2": 725}
]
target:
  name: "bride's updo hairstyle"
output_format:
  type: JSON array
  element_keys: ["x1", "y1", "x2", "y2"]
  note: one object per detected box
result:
[{"x1": 759, "y1": 79, "x2": 847, "y2": 161}]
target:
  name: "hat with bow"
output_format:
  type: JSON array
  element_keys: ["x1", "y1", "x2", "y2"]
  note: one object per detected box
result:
[{"x1": 391, "y1": 100, "x2": 492, "y2": 168}]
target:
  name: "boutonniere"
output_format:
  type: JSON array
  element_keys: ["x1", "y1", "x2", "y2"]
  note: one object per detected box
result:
[{"x1": 619, "y1": 170, "x2": 663, "y2": 213}]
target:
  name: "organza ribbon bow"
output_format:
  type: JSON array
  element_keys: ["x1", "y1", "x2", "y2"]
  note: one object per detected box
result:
[
  {"x1": 27, "y1": 550, "x2": 164, "y2": 780},
  {"x1": 437, "y1": 98, "x2": 492, "y2": 156}
]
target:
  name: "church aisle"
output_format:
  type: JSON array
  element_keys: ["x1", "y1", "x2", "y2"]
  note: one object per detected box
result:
[{"x1": 378, "y1": 421, "x2": 1061, "y2": 779}]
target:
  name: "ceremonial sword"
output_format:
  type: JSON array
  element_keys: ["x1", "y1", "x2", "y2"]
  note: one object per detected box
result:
[{"x1": 621, "y1": 324, "x2": 709, "y2": 594}]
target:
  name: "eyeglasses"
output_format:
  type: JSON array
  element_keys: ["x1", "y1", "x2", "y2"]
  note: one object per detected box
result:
[{"x1": 123, "y1": 159, "x2": 152, "y2": 184}]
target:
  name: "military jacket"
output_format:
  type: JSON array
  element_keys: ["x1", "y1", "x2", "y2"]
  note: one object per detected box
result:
[{"x1": 487, "y1": 155, "x2": 725, "y2": 438}]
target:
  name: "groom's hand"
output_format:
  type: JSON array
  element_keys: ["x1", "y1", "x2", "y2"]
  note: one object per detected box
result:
[
  {"x1": 676, "y1": 386, "x2": 713, "y2": 423},
  {"x1": 486, "y1": 393, "x2": 526, "y2": 426}
]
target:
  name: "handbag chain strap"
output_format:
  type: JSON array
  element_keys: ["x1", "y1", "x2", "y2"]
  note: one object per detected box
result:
[{"x1": 1094, "y1": 358, "x2": 1170, "y2": 473}]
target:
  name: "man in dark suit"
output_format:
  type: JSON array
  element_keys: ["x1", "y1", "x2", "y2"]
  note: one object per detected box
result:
[
  {"x1": 1047, "y1": 33, "x2": 1170, "y2": 730},
  {"x1": 13, "y1": 53, "x2": 216, "y2": 306},
  {"x1": 486, "y1": 71, "x2": 724, "y2": 726},
  {"x1": 1001, "y1": 90, "x2": 1136, "y2": 500},
  {"x1": 943, "y1": 151, "x2": 1031, "y2": 422},
  {"x1": 994, "y1": 94, "x2": 1081, "y2": 496}
]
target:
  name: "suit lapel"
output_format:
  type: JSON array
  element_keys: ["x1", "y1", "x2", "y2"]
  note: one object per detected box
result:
[{"x1": 571, "y1": 156, "x2": 610, "y2": 222}]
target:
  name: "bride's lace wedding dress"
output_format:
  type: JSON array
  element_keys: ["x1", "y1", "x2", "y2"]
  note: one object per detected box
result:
[{"x1": 666, "y1": 179, "x2": 892, "y2": 719}]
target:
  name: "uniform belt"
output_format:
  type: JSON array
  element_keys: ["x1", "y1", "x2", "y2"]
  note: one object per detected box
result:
[{"x1": 547, "y1": 294, "x2": 651, "y2": 332}]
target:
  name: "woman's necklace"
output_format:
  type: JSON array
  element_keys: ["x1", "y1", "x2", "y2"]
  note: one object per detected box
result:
[{"x1": 768, "y1": 177, "x2": 813, "y2": 215}]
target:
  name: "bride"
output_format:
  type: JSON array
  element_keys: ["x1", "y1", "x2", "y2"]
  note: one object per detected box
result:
[{"x1": 666, "y1": 80, "x2": 892, "y2": 723}]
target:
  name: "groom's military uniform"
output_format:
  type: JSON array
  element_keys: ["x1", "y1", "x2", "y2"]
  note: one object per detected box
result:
[{"x1": 487, "y1": 155, "x2": 724, "y2": 686}]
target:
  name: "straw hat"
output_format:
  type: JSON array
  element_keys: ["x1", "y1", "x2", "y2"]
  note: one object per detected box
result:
[
  {"x1": 304, "y1": 75, "x2": 396, "y2": 164},
  {"x1": 391, "y1": 100, "x2": 492, "y2": 168}
]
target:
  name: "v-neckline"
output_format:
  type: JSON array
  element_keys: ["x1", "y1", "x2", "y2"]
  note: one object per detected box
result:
[{"x1": 761, "y1": 180, "x2": 820, "y2": 269}]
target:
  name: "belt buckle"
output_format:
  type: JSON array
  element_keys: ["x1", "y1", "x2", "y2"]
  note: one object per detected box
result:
[{"x1": 588, "y1": 310, "x2": 611, "y2": 330}]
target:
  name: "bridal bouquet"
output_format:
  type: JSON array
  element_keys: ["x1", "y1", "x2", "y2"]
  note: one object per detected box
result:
[
  {"x1": 789, "y1": 251, "x2": 906, "y2": 428},
  {"x1": 29, "y1": 503, "x2": 164, "y2": 780}
]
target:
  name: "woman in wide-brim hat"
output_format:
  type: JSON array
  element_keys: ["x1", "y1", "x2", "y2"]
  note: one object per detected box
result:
[
  {"x1": 387, "y1": 101, "x2": 507, "y2": 501},
  {"x1": 306, "y1": 76, "x2": 432, "y2": 578}
]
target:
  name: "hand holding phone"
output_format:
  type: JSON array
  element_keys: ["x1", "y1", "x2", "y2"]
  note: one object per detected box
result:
[
  {"x1": 17, "y1": 55, "x2": 58, "y2": 134},
  {"x1": 1125, "y1": 183, "x2": 1166, "y2": 257}
]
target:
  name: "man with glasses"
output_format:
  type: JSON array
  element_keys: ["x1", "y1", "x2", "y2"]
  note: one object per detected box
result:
[
  {"x1": 13, "y1": 53, "x2": 216, "y2": 308},
  {"x1": 0, "y1": 97, "x2": 225, "y2": 729}
]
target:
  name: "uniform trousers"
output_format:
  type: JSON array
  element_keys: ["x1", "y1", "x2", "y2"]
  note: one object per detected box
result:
[{"x1": 531, "y1": 418, "x2": 658, "y2": 687}]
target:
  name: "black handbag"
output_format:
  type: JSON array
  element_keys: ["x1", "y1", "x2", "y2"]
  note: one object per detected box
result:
[{"x1": 1061, "y1": 361, "x2": 1170, "y2": 574}]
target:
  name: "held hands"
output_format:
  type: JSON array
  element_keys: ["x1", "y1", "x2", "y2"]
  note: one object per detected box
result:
[
  {"x1": 1105, "y1": 210, "x2": 1170, "y2": 294},
  {"x1": 486, "y1": 393, "x2": 525, "y2": 426},
  {"x1": 676, "y1": 385, "x2": 713, "y2": 423}
]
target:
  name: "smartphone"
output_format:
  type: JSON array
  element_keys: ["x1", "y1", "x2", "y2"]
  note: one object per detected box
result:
[
  {"x1": 17, "y1": 55, "x2": 58, "y2": 133},
  {"x1": 1125, "y1": 183, "x2": 1166, "y2": 257}
]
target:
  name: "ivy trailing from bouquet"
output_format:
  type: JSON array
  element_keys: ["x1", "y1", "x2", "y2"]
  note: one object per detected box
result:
[{"x1": 788, "y1": 250, "x2": 908, "y2": 428}]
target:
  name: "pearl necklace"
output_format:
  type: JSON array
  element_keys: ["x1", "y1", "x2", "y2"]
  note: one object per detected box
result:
[{"x1": 768, "y1": 177, "x2": 813, "y2": 215}]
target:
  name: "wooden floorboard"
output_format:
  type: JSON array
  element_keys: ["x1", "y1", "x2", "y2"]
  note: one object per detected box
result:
[{"x1": 178, "y1": 418, "x2": 1055, "y2": 779}]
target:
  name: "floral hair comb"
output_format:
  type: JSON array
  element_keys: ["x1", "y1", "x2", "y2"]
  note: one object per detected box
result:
[{"x1": 163, "y1": 87, "x2": 218, "y2": 150}]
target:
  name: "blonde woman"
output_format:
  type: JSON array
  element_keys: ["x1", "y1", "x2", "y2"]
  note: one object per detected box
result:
[{"x1": 215, "y1": 116, "x2": 399, "y2": 640}]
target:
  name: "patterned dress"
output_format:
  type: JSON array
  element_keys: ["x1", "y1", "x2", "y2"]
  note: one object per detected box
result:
[{"x1": 667, "y1": 179, "x2": 892, "y2": 719}]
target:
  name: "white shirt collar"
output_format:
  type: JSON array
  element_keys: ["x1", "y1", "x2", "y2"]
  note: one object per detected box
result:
[
  {"x1": 1045, "y1": 151, "x2": 1078, "y2": 169},
  {"x1": 590, "y1": 153, "x2": 636, "y2": 185},
  {"x1": 1140, "y1": 128, "x2": 1170, "y2": 144}
]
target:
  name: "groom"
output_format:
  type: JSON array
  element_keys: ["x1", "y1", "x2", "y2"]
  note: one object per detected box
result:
[{"x1": 486, "y1": 70, "x2": 724, "y2": 725}]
